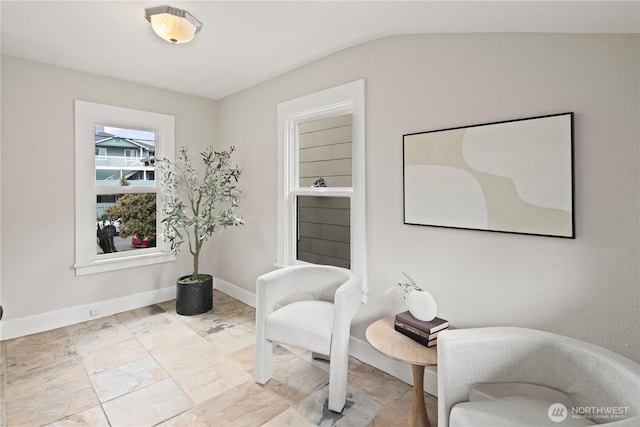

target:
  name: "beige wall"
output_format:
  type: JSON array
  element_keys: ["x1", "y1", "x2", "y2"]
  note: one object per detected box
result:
[
  {"x1": 0, "y1": 55, "x2": 219, "y2": 319},
  {"x1": 218, "y1": 33, "x2": 640, "y2": 362}
]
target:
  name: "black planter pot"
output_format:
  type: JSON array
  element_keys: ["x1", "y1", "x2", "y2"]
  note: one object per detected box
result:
[{"x1": 176, "y1": 274, "x2": 213, "y2": 315}]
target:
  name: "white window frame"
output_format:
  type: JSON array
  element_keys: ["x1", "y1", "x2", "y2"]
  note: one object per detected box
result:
[
  {"x1": 277, "y1": 80, "x2": 368, "y2": 302},
  {"x1": 74, "y1": 100, "x2": 175, "y2": 276}
]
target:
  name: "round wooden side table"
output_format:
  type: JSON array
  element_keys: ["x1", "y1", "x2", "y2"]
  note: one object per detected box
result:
[{"x1": 366, "y1": 317, "x2": 437, "y2": 427}]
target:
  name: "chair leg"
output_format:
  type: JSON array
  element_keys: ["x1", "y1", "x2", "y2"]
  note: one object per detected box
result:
[
  {"x1": 327, "y1": 350, "x2": 348, "y2": 412},
  {"x1": 254, "y1": 339, "x2": 273, "y2": 384}
]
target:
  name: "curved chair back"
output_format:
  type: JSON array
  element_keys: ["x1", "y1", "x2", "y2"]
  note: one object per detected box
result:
[{"x1": 438, "y1": 327, "x2": 640, "y2": 427}]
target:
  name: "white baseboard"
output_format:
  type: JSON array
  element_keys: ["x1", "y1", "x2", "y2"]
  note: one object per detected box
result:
[
  {"x1": 214, "y1": 277, "x2": 256, "y2": 308},
  {"x1": 0, "y1": 286, "x2": 175, "y2": 341},
  {"x1": 0, "y1": 278, "x2": 251, "y2": 341}
]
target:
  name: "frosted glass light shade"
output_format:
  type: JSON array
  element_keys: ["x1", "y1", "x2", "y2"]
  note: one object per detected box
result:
[{"x1": 145, "y1": 5, "x2": 202, "y2": 44}]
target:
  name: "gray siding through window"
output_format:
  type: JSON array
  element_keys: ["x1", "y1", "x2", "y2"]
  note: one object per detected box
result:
[
  {"x1": 296, "y1": 113, "x2": 353, "y2": 268},
  {"x1": 298, "y1": 114, "x2": 353, "y2": 187},
  {"x1": 297, "y1": 196, "x2": 351, "y2": 268}
]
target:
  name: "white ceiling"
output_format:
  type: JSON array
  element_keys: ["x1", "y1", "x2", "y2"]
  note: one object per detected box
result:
[{"x1": 1, "y1": 1, "x2": 638, "y2": 100}]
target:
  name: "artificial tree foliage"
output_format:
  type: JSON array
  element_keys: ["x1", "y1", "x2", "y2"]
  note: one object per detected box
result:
[{"x1": 159, "y1": 146, "x2": 244, "y2": 281}]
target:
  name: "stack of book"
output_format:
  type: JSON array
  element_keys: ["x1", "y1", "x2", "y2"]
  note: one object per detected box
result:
[{"x1": 394, "y1": 311, "x2": 449, "y2": 347}]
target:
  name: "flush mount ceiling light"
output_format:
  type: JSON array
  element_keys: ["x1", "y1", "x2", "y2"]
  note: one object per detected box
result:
[{"x1": 144, "y1": 5, "x2": 202, "y2": 44}]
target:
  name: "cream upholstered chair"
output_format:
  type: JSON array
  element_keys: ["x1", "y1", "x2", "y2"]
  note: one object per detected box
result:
[
  {"x1": 254, "y1": 265, "x2": 362, "y2": 412},
  {"x1": 437, "y1": 327, "x2": 640, "y2": 427}
]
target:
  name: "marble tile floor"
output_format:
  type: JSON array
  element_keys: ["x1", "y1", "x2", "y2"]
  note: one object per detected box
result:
[{"x1": 1, "y1": 291, "x2": 437, "y2": 426}]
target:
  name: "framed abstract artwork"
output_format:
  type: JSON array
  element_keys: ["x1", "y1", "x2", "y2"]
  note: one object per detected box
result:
[{"x1": 403, "y1": 113, "x2": 574, "y2": 238}]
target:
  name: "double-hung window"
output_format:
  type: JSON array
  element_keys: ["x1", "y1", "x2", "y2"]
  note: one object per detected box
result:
[
  {"x1": 74, "y1": 101, "x2": 175, "y2": 276},
  {"x1": 277, "y1": 80, "x2": 367, "y2": 301}
]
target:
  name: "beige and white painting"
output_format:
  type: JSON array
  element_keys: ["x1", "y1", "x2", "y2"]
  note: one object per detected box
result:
[{"x1": 403, "y1": 113, "x2": 574, "y2": 237}]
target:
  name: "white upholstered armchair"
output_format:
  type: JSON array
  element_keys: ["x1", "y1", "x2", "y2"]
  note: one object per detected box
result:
[
  {"x1": 254, "y1": 265, "x2": 362, "y2": 413},
  {"x1": 437, "y1": 327, "x2": 640, "y2": 427}
]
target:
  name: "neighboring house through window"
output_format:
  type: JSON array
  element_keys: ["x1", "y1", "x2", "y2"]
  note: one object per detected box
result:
[
  {"x1": 277, "y1": 80, "x2": 368, "y2": 301},
  {"x1": 74, "y1": 101, "x2": 175, "y2": 275},
  {"x1": 123, "y1": 148, "x2": 141, "y2": 159}
]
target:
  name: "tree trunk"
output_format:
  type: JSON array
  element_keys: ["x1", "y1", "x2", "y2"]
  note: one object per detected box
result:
[{"x1": 193, "y1": 250, "x2": 199, "y2": 280}]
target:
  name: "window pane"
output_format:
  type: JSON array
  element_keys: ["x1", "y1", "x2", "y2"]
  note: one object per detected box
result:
[
  {"x1": 296, "y1": 196, "x2": 350, "y2": 268},
  {"x1": 298, "y1": 114, "x2": 353, "y2": 188},
  {"x1": 96, "y1": 193, "x2": 157, "y2": 255},
  {"x1": 95, "y1": 125, "x2": 156, "y2": 187}
]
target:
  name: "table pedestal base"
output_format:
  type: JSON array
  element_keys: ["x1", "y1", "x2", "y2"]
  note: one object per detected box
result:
[
  {"x1": 409, "y1": 364, "x2": 431, "y2": 427},
  {"x1": 365, "y1": 318, "x2": 436, "y2": 427}
]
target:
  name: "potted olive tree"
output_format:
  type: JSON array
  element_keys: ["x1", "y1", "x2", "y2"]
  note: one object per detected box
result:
[{"x1": 159, "y1": 145, "x2": 244, "y2": 315}]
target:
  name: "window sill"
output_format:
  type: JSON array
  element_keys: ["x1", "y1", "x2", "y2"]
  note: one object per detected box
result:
[
  {"x1": 292, "y1": 187, "x2": 353, "y2": 197},
  {"x1": 75, "y1": 251, "x2": 175, "y2": 276}
]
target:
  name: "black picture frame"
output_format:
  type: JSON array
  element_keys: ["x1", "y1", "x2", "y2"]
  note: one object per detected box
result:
[{"x1": 403, "y1": 113, "x2": 574, "y2": 238}]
